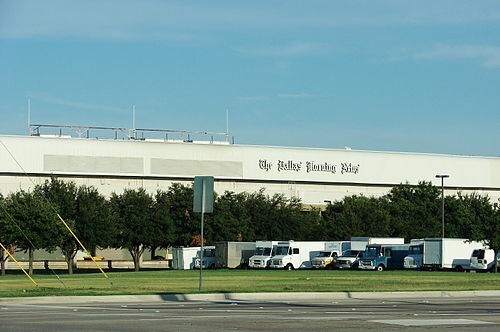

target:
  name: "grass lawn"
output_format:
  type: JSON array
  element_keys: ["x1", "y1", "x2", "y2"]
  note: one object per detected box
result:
[{"x1": 0, "y1": 269, "x2": 499, "y2": 297}]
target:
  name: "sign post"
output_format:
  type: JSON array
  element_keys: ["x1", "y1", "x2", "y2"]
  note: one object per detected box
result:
[{"x1": 193, "y1": 176, "x2": 214, "y2": 291}]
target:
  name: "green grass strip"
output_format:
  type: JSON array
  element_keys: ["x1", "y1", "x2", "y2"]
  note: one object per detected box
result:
[{"x1": 0, "y1": 269, "x2": 498, "y2": 297}]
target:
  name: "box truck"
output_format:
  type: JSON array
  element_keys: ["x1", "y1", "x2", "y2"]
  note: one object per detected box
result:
[
  {"x1": 268, "y1": 241, "x2": 331, "y2": 270},
  {"x1": 335, "y1": 237, "x2": 405, "y2": 269},
  {"x1": 310, "y1": 241, "x2": 351, "y2": 269},
  {"x1": 403, "y1": 238, "x2": 486, "y2": 271},
  {"x1": 248, "y1": 241, "x2": 279, "y2": 268},
  {"x1": 172, "y1": 247, "x2": 200, "y2": 270},
  {"x1": 214, "y1": 241, "x2": 256, "y2": 268},
  {"x1": 358, "y1": 243, "x2": 411, "y2": 271}
]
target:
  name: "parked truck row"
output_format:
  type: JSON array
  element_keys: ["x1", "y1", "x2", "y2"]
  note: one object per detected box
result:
[{"x1": 171, "y1": 237, "x2": 497, "y2": 272}]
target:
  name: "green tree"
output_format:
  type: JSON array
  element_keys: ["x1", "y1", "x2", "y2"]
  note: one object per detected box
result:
[
  {"x1": 386, "y1": 181, "x2": 441, "y2": 240},
  {"x1": 150, "y1": 190, "x2": 176, "y2": 258},
  {"x1": 4, "y1": 190, "x2": 64, "y2": 275},
  {"x1": 163, "y1": 183, "x2": 196, "y2": 247},
  {"x1": 35, "y1": 178, "x2": 79, "y2": 274},
  {"x1": 208, "y1": 191, "x2": 253, "y2": 243},
  {"x1": 109, "y1": 188, "x2": 154, "y2": 271},
  {"x1": 0, "y1": 194, "x2": 15, "y2": 276},
  {"x1": 75, "y1": 186, "x2": 114, "y2": 257},
  {"x1": 321, "y1": 195, "x2": 391, "y2": 240}
]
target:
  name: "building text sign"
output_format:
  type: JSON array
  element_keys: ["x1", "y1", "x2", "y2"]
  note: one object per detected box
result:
[{"x1": 259, "y1": 159, "x2": 360, "y2": 175}]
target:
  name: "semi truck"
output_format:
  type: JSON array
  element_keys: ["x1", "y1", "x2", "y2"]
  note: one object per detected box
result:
[
  {"x1": 248, "y1": 241, "x2": 279, "y2": 268},
  {"x1": 403, "y1": 238, "x2": 487, "y2": 271},
  {"x1": 214, "y1": 241, "x2": 256, "y2": 268},
  {"x1": 310, "y1": 241, "x2": 350, "y2": 269},
  {"x1": 268, "y1": 241, "x2": 331, "y2": 270},
  {"x1": 335, "y1": 237, "x2": 405, "y2": 269},
  {"x1": 358, "y1": 243, "x2": 411, "y2": 271}
]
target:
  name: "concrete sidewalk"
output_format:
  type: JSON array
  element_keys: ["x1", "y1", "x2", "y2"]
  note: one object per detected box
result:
[{"x1": 1, "y1": 290, "x2": 500, "y2": 304}]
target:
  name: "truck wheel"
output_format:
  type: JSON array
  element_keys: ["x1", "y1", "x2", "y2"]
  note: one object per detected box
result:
[
  {"x1": 454, "y1": 265, "x2": 464, "y2": 272},
  {"x1": 285, "y1": 264, "x2": 294, "y2": 271},
  {"x1": 376, "y1": 264, "x2": 385, "y2": 272}
]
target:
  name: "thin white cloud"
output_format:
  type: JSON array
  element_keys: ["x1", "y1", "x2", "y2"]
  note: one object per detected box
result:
[
  {"x1": 277, "y1": 93, "x2": 314, "y2": 98},
  {"x1": 414, "y1": 44, "x2": 500, "y2": 68},
  {"x1": 29, "y1": 94, "x2": 130, "y2": 114},
  {"x1": 4, "y1": 1, "x2": 498, "y2": 41},
  {"x1": 236, "y1": 42, "x2": 327, "y2": 57},
  {"x1": 237, "y1": 96, "x2": 267, "y2": 102}
]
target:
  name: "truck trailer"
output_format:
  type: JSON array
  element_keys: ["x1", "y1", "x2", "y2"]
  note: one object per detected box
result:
[
  {"x1": 403, "y1": 238, "x2": 487, "y2": 271},
  {"x1": 214, "y1": 241, "x2": 256, "y2": 268},
  {"x1": 172, "y1": 247, "x2": 200, "y2": 270},
  {"x1": 268, "y1": 241, "x2": 331, "y2": 270}
]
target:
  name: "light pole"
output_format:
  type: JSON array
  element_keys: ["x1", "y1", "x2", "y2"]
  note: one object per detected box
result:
[{"x1": 435, "y1": 174, "x2": 449, "y2": 238}]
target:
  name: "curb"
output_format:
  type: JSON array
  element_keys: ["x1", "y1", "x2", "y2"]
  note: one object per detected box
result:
[{"x1": 1, "y1": 290, "x2": 500, "y2": 304}]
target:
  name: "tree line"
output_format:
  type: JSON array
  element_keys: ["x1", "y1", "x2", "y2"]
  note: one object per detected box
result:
[{"x1": 0, "y1": 178, "x2": 498, "y2": 274}]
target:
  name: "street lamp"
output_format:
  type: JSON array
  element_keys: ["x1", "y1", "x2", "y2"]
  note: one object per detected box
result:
[{"x1": 435, "y1": 174, "x2": 449, "y2": 238}]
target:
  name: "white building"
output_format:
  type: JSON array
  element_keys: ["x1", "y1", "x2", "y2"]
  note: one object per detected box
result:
[{"x1": 0, "y1": 134, "x2": 499, "y2": 206}]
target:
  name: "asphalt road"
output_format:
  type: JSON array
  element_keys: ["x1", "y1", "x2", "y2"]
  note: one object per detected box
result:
[{"x1": 0, "y1": 295, "x2": 499, "y2": 331}]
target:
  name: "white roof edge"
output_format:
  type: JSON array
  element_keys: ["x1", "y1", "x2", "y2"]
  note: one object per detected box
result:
[{"x1": 0, "y1": 134, "x2": 498, "y2": 159}]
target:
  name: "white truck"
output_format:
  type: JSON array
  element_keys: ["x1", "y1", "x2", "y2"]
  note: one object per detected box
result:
[
  {"x1": 310, "y1": 241, "x2": 351, "y2": 269},
  {"x1": 193, "y1": 246, "x2": 216, "y2": 269},
  {"x1": 335, "y1": 237, "x2": 404, "y2": 269},
  {"x1": 172, "y1": 247, "x2": 200, "y2": 270},
  {"x1": 214, "y1": 241, "x2": 256, "y2": 268},
  {"x1": 403, "y1": 238, "x2": 487, "y2": 271},
  {"x1": 470, "y1": 248, "x2": 496, "y2": 271},
  {"x1": 268, "y1": 241, "x2": 329, "y2": 270},
  {"x1": 248, "y1": 241, "x2": 279, "y2": 268}
]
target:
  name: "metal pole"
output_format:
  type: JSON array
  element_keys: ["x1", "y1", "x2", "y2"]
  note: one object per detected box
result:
[
  {"x1": 199, "y1": 180, "x2": 205, "y2": 291},
  {"x1": 441, "y1": 177, "x2": 445, "y2": 238}
]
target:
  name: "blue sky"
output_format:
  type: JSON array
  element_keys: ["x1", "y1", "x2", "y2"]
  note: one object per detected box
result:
[{"x1": 1, "y1": 0, "x2": 499, "y2": 156}]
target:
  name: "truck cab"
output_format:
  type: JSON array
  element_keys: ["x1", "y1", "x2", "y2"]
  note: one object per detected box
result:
[
  {"x1": 249, "y1": 241, "x2": 277, "y2": 268},
  {"x1": 335, "y1": 250, "x2": 364, "y2": 269},
  {"x1": 358, "y1": 244, "x2": 409, "y2": 271},
  {"x1": 193, "y1": 246, "x2": 216, "y2": 269},
  {"x1": 310, "y1": 251, "x2": 338, "y2": 269},
  {"x1": 403, "y1": 243, "x2": 424, "y2": 269}
]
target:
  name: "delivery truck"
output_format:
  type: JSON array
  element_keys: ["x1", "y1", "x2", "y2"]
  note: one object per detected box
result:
[
  {"x1": 214, "y1": 241, "x2": 256, "y2": 268},
  {"x1": 268, "y1": 241, "x2": 331, "y2": 270},
  {"x1": 403, "y1": 238, "x2": 487, "y2": 271},
  {"x1": 335, "y1": 237, "x2": 405, "y2": 269},
  {"x1": 248, "y1": 241, "x2": 279, "y2": 268},
  {"x1": 193, "y1": 246, "x2": 216, "y2": 269},
  {"x1": 358, "y1": 243, "x2": 411, "y2": 271}
]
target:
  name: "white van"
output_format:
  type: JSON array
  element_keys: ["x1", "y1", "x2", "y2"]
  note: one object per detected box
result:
[{"x1": 470, "y1": 248, "x2": 496, "y2": 271}]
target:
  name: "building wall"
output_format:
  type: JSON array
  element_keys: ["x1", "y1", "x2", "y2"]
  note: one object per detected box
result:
[{"x1": 1, "y1": 135, "x2": 499, "y2": 205}]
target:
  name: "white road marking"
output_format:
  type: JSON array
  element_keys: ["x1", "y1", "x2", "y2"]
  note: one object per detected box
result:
[{"x1": 371, "y1": 319, "x2": 494, "y2": 326}]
